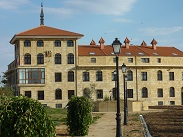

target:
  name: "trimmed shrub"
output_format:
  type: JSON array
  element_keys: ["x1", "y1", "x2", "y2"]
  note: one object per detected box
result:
[
  {"x1": 0, "y1": 96, "x2": 55, "y2": 137},
  {"x1": 67, "y1": 96, "x2": 92, "y2": 136}
]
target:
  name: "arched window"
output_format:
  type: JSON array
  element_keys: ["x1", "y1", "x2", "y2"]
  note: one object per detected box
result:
[
  {"x1": 67, "y1": 40, "x2": 74, "y2": 47},
  {"x1": 127, "y1": 70, "x2": 133, "y2": 81},
  {"x1": 170, "y1": 87, "x2": 175, "y2": 97},
  {"x1": 157, "y1": 70, "x2": 162, "y2": 80},
  {"x1": 142, "y1": 87, "x2": 148, "y2": 98},
  {"x1": 37, "y1": 40, "x2": 44, "y2": 47},
  {"x1": 24, "y1": 53, "x2": 31, "y2": 64},
  {"x1": 96, "y1": 70, "x2": 103, "y2": 81},
  {"x1": 68, "y1": 71, "x2": 74, "y2": 82},
  {"x1": 54, "y1": 40, "x2": 61, "y2": 47},
  {"x1": 55, "y1": 53, "x2": 61, "y2": 64},
  {"x1": 55, "y1": 89, "x2": 62, "y2": 99},
  {"x1": 68, "y1": 53, "x2": 74, "y2": 64},
  {"x1": 37, "y1": 53, "x2": 44, "y2": 64},
  {"x1": 24, "y1": 40, "x2": 31, "y2": 47}
]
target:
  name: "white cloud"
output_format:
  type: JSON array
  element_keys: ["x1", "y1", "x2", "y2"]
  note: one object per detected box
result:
[
  {"x1": 112, "y1": 18, "x2": 133, "y2": 23},
  {"x1": 64, "y1": 0, "x2": 137, "y2": 16},
  {"x1": 140, "y1": 26, "x2": 183, "y2": 36},
  {"x1": 0, "y1": 0, "x2": 30, "y2": 10}
]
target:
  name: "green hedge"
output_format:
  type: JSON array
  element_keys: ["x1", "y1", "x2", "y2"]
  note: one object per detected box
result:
[
  {"x1": 0, "y1": 96, "x2": 55, "y2": 137},
  {"x1": 67, "y1": 96, "x2": 92, "y2": 136}
]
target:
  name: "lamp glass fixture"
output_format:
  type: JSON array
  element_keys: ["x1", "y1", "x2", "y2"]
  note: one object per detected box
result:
[
  {"x1": 122, "y1": 63, "x2": 127, "y2": 73},
  {"x1": 112, "y1": 38, "x2": 122, "y2": 55}
]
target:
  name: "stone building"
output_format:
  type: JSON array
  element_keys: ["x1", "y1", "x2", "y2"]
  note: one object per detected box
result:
[{"x1": 7, "y1": 5, "x2": 183, "y2": 108}]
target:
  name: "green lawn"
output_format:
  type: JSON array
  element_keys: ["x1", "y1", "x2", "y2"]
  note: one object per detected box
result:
[{"x1": 45, "y1": 107, "x2": 103, "y2": 126}]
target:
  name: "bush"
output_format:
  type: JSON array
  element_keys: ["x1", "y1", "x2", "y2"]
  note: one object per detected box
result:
[
  {"x1": 0, "y1": 96, "x2": 55, "y2": 137},
  {"x1": 67, "y1": 96, "x2": 92, "y2": 136}
]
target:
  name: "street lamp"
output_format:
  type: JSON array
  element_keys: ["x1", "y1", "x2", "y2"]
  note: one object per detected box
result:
[
  {"x1": 121, "y1": 63, "x2": 127, "y2": 125},
  {"x1": 112, "y1": 38, "x2": 122, "y2": 137}
]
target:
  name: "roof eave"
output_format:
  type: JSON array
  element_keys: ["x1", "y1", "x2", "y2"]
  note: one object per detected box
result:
[{"x1": 10, "y1": 35, "x2": 84, "y2": 44}]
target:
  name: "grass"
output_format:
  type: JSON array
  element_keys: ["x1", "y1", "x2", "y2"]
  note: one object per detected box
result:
[
  {"x1": 45, "y1": 107, "x2": 103, "y2": 126},
  {"x1": 45, "y1": 107, "x2": 67, "y2": 126}
]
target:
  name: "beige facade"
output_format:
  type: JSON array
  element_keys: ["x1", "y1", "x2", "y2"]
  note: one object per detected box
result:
[{"x1": 7, "y1": 25, "x2": 183, "y2": 108}]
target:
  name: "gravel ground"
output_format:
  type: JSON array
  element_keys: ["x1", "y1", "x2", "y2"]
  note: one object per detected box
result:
[{"x1": 56, "y1": 112, "x2": 144, "y2": 137}]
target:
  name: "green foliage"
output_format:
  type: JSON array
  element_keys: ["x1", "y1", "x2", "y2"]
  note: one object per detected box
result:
[
  {"x1": 45, "y1": 108, "x2": 67, "y2": 126},
  {"x1": 67, "y1": 96, "x2": 93, "y2": 136},
  {"x1": 104, "y1": 95, "x2": 110, "y2": 101},
  {"x1": 0, "y1": 86, "x2": 14, "y2": 97},
  {"x1": 0, "y1": 96, "x2": 55, "y2": 137},
  {"x1": 83, "y1": 83, "x2": 96, "y2": 99}
]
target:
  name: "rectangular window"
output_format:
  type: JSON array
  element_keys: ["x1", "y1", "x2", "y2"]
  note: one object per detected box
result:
[
  {"x1": 25, "y1": 91, "x2": 31, "y2": 98},
  {"x1": 157, "y1": 58, "x2": 161, "y2": 63},
  {"x1": 68, "y1": 90, "x2": 74, "y2": 99},
  {"x1": 158, "y1": 88, "x2": 163, "y2": 97},
  {"x1": 96, "y1": 71, "x2": 103, "y2": 81},
  {"x1": 169, "y1": 72, "x2": 174, "y2": 80},
  {"x1": 141, "y1": 58, "x2": 149, "y2": 63},
  {"x1": 83, "y1": 72, "x2": 90, "y2": 81},
  {"x1": 158, "y1": 101, "x2": 163, "y2": 106},
  {"x1": 141, "y1": 72, "x2": 147, "y2": 81},
  {"x1": 127, "y1": 89, "x2": 133, "y2": 98},
  {"x1": 38, "y1": 90, "x2": 44, "y2": 100},
  {"x1": 112, "y1": 71, "x2": 116, "y2": 81},
  {"x1": 113, "y1": 58, "x2": 116, "y2": 63},
  {"x1": 55, "y1": 73, "x2": 62, "y2": 82},
  {"x1": 128, "y1": 58, "x2": 133, "y2": 63},
  {"x1": 97, "y1": 90, "x2": 103, "y2": 99},
  {"x1": 91, "y1": 58, "x2": 96, "y2": 63},
  {"x1": 170, "y1": 101, "x2": 175, "y2": 105},
  {"x1": 56, "y1": 104, "x2": 62, "y2": 108},
  {"x1": 18, "y1": 68, "x2": 45, "y2": 84}
]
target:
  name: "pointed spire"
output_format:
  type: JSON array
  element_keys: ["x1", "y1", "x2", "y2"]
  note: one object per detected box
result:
[
  {"x1": 141, "y1": 40, "x2": 147, "y2": 46},
  {"x1": 98, "y1": 37, "x2": 105, "y2": 49},
  {"x1": 98, "y1": 37, "x2": 105, "y2": 44},
  {"x1": 151, "y1": 38, "x2": 158, "y2": 50},
  {"x1": 124, "y1": 37, "x2": 130, "y2": 49},
  {"x1": 90, "y1": 39, "x2": 96, "y2": 45},
  {"x1": 40, "y1": 3, "x2": 44, "y2": 26}
]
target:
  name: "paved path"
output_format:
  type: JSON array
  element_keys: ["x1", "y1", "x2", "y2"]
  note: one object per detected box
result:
[{"x1": 86, "y1": 112, "x2": 119, "y2": 137}]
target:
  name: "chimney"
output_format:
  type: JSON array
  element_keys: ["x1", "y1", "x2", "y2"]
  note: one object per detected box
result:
[
  {"x1": 141, "y1": 40, "x2": 147, "y2": 46},
  {"x1": 151, "y1": 38, "x2": 157, "y2": 50},
  {"x1": 90, "y1": 39, "x2": 96, "y2": 46},
  {"x1": 124, "y1": 37, "x2": 130, "y2": 49},
  {"x1": 99, "y1": 37, "x2": 105, "y2": 49}
]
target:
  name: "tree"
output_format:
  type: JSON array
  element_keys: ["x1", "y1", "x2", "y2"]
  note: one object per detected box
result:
[
  {"x1": 0, "y1": 96, "x2": 55, "y2": 137},
  {"x1": 83, "y1": 83, "x2": 96, "y2": 99},
  {"x1": 67, "y1": 96, "x2": 92, "y2": 136},
  {"x1": 0, "y1": 71, "x2": 14, "y2": 97}
]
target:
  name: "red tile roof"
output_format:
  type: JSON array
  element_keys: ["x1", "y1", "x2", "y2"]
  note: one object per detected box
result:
[
  {"x1": 78, "y1": 45, "x2": 183, "y2": 57},
  {"x1": 10, "y1": 25, "x2": 83, "y2": 44}
]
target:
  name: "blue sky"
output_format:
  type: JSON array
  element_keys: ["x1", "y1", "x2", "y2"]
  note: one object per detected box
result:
[{"x1": 0, "y1": 0, "x2": 183, "y2": 77}]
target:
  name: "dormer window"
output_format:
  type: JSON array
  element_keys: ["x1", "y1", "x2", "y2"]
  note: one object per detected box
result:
[
  {"x1": 153, "y1": 52, "x2": 158, "y2": 56},
  {"x1": 126, "y1": 52, "x2": 131, "y2": 55},
  {"x1": 172, "y1": 53, "x2": 178, "y2": 56},
  {"x1": 89, "y1": 52, "x2": 95, "y2": 55},
  {"x1": 138, "y1": 52, "x2": 144, "y2": 55}
]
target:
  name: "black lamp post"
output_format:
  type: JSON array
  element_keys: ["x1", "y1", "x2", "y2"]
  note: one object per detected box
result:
[
  {"x1": 121, "y1": 63, "x2": 127, "y2": 125},
  {"x1": 112, "y1": 38, "x2": 122, "y2": 137}
]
